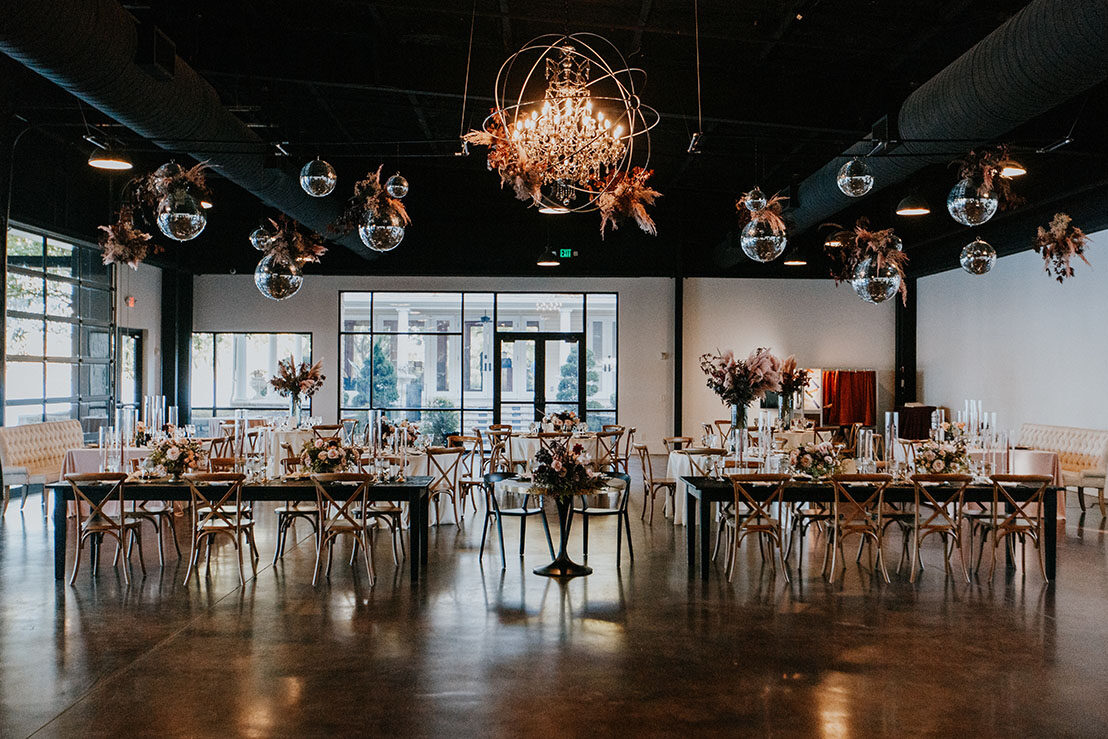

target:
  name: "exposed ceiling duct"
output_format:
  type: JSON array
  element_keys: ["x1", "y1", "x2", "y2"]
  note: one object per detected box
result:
[
  {"x1": 0, "y1": 0, "x2": 374, "y2": 259},
  {"x1": 718, "y1": 0, "x2": 1108, "y2": 267}
]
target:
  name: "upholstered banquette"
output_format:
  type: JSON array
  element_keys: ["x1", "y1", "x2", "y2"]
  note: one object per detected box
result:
[
  {"x1": 0, "y1": 419, "x2": 84, "y2": 515},
  {"x1": 1018, "y1": 423, "x2": 1108, "y2": 514}
]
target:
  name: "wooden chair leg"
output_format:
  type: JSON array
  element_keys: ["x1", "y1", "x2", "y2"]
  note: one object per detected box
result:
[
  {"x1": 69, "y1": 530, "x2": 85, "y2": 585},
  {"x1": 1075, "y1": 486, "x2": 1086, "y2": 511}
]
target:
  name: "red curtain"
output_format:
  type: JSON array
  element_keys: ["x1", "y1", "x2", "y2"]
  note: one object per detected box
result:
[{"x1": 822, "y1": 370, "x2": 875, "y2": 426}]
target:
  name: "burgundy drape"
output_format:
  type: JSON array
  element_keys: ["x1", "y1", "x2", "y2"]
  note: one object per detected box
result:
[{"x1": 822, "y1": 370, "x2": 876, "y2": 426}]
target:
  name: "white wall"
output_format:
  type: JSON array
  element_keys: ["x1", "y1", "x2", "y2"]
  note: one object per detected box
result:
[
  {"x1": 193, "y1": 275, "x2": 675, "y2": 446},
  {"x1": 681, "y1": 278, "x2": 896, "y2": 433},
  {"x1": 917, "y1": 228, "x2": 1108, "y2": 431},
  {"x1": 114, "y1": 261, "x2": 162, "y2": 396}
]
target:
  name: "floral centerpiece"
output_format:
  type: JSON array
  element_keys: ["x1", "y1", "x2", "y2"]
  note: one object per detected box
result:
[
  {"x1": 778, "y1": 356, "x2": 809, "y2": 427},
  {"x1": 789, "y1": 440, "x2": 842, "y2": 479},
  {"x1": 270, "y1": 355, "x2": 325, "y2": 427},
  {"x1": 300, "y1": 437, "x2": 360, "y2": 474},
  {"x1": 935, "y1": 420, "x2": 968, "y2": 442},
  {"x1": 133, "y1": 422, "x2": 151, "y2": 447},
  {"x1": 146, "y1": 437, "x2": 205, "y2": 480},
  {"x1": 913, "y1": 440, "x2": 969, "y2": 474},
  {"x1": 530, "y1": 440, "x2": 603, "y2": 500},
  {"x1": 542, "y1": 410, "x2": 580, "y2": 431},
  {"x1": 700, "y1": 347, "x2": 782, "y2": 455},
  {"x1": 381, "y1": 419, "x2": 420, "y2": 447}
]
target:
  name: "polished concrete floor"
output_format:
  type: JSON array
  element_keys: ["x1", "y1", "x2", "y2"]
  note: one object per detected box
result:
[{"x1": 2, "y1": 478, "x2": 1107, "y2": 737}]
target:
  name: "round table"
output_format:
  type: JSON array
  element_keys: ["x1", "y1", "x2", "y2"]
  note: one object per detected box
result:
[
  {"x1": 495, "y1": 476, "x2": 626, "y2": 577},
  {"x1": 509, "y1": 433, "x2": 601, "y2": 467}
]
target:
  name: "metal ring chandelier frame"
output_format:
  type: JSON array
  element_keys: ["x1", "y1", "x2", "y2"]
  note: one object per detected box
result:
[{"x1": 483, "y1": 32, "x2": 660, "y2": 214}]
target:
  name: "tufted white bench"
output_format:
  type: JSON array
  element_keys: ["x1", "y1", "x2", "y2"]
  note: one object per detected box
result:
[
  {"x1": 0, "y1": 419, "x2": 84, "y2": 516},
  {"x1": 1018, "y1": 423, "x2": 1108, "y2": 516}
]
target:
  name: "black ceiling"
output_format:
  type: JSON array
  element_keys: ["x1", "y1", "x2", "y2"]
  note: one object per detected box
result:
[{"x1": 5, "y1": 0, "x2": 1107, "y2": 279}]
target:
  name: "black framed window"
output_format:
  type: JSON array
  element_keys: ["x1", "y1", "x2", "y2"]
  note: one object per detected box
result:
[
  {"x1": 4, "y1": 225, "x2": 113, "y2": 431},
  {"x1": 189, "y1": 331, "x2": 312, "y2": 419},
  {"x1": 339, "y1": 291, "x2": 617, "y2": 439}
]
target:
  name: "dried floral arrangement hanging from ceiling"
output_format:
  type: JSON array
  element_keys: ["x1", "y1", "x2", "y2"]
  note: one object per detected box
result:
[{"x1": 1033, "y1": 212, "x2": 1090, "y2": 283}]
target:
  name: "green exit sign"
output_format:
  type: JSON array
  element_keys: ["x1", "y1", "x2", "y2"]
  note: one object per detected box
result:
[{"x1": 559, "y1": 248, "x2": 573, "y2": 258}]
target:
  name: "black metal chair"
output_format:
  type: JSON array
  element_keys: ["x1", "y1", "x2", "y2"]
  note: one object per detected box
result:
[
  {"x1": 480, "y1": 472, "x2": 555, "y2": 569},
  {"x1": 573, "y1": 472, "x2": 634, "y2": 567}
]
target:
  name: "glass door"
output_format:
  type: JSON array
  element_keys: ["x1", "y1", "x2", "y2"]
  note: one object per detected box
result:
[
  {"x1": 118, "y1": 328, "x2": 142, "y2": 407},
  {"x1": 493, "y1": 332, "x2": 584, "y2": 426}
]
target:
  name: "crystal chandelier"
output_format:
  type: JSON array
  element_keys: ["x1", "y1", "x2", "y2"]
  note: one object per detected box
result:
[
  {"x1": 477, "y1": 33, "x2": 658, "y2": 214},
  {"x1": 510, "y1": 45, "x2": 626, "y2": 204}
]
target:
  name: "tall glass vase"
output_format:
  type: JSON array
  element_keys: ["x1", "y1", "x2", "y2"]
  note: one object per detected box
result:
[
  {"x1": 730, "y1": 404, "x2": 748, "y2": 464},
  {"x1": 778, "y1": 391, "x2": 795, "y2": 428},
  {"x1": 289, "y1": 393, "x2": 302, "y2": 429}
]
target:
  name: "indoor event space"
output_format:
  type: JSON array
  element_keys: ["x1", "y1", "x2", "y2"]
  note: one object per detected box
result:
[{"x1": 1, "y1": 0, "x2": 1108, "y2": 736}]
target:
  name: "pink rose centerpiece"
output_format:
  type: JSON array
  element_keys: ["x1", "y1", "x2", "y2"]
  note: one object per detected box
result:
[
  {"x1": 789, "y1": 440, "x2": 842, "y2": 479},
  {"x1": 300, "y1": 437, "x2": 359, "y2": 474},
  {"x1": 913, "y1": 440, "x2": 969, "y2": 475},
  {"x1": 542, "y1": 410, "x2": 580, "y2": 431},
  {"x1": 147, "y1": 437, "x2": 205, "y2": 479},
  {"x1": 530, "y1": 439, "x2": 603, "y2": 501}
]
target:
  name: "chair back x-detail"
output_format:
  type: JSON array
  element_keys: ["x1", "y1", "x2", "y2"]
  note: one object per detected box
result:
[
  {"x1": 678, "y1": 447, "x2": 726, "y2": 477},
  {"x1": 592, "y1": 430, "x2": 624, "y2": 472},
  {"x1": 662, "y1": 436, "x2": 693, "y2": 453},
  {"x1": 909, "y1": 473, "x2": 973, "y2": 582},
  {"x1": 983, "y1": 474, "x2": 1052, "y2": 580},
  {"x1": 425, "y1": 447, "x2": 464, "y2": 524},
  {"x1": 65, "y1": 472, "x2": 145, "y2": 585},
  {"x1": 310, "y1": 473, "x2": 375, "y2": 586},
  {"x1": 634, "y1": 444, "x2": 675, "y2": 525},
  {"x1": 448, "y1": 435, "x2": 484, "y2": 518},
  {"x1": 725, "y1": 474, "x2": 791, "y2": 582},
  {"x1": 183, "y1": 473, "x2": 258, "y2": 586},
  {"x1": 536, "y1": 431, "x2": 572, "y2": 456},
  {"x1": 312, "y1": 424, "x2": 343, "y2": 441},
  {"x1": 829, "y1": 474, "x2": 893, "y2": 583}
]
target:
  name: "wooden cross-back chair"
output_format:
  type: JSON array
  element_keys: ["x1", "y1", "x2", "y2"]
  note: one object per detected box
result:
[
  {"x1": 425, "y1": 446, "x2": 465, "y2": 525},
  {"x1": 536, "y1": 431, "x2": 572, "y2": 456},
  {"x1": 634, "y1": 444, "x2": 676, "y2": 525},
  {"x1": 592, "y1": 429, "x2": 624, "y2": 472},
  {"x1": 724, "y1": 474, "x2": 791, "y2": 582},
  {"x1": 678, "y1": 447, "x2": 727, "y2": 477},
  {"x1": 662, "y1": 436, "x2": 693, "y2": 453},
  {"x1": 979, "y1": 474, "x2": 1053, "y2": 581},
  {"x1": 828, "y1": 474, "x2": 893, "y2": 583},
  {"x1": 312, "y1": 424, "x2": 343, "y2": 441},
  {"x1": 183, "y1": 473, "x2": 257, "y2": 586},
  {"x1": 486, "y1": 428, "x2": 520, "y2": 473},
  {"x1": 310, "y1": 473, "x2": 375, "y2": 586},
  {"x1": 449, "y1": 434, "x2": 484, "y2": 516},
  {"x1": 714, "y1": 419, "x2": 734, "y2": 442},
  {"x1": 909, "y1": 473, "x2": 973, "y2": 583},
  {"x1": 65, "y1": 472, "x2": 145, "y2": 585}
]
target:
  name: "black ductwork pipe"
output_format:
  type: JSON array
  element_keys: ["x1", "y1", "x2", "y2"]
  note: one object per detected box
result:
[
  {"x1": 719, "y1": 0, "x2": 1108, "y2": 267},
  {"x1": 0, "y1": 0, "x2": 373, "y2": 259}
]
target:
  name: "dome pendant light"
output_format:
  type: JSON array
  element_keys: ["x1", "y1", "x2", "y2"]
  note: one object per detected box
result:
[
  {"x1": 87, "y1": 145, "x2": 133, "y2": 171},
  {"x1": 896, "y1": 193, "x2": 931, "y2": 216}
]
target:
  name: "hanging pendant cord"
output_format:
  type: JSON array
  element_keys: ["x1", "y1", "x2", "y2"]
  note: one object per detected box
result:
[
  {"x1": 457, "y1": 0, "x2": 478, "y2": 148},
  {"x1": 694, "y1": 0, "x2": 702, "y2": 132}
]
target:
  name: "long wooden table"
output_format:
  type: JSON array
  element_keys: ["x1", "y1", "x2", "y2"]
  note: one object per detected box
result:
[
  {"x1": 50, "y1": 477, "x2": 434, "y2": 583},
  {"x1": 680, "y1": 476, "x2": 1059, "y2": 582}
]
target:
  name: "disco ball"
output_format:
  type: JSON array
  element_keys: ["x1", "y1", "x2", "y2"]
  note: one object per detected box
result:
[
  {"x1": 887, "y1": 234, "x2": 904, "y2": 251},
  {"x1": 851, "y1": 256, "x2": 901, "y2": 304},
  {"x1": 358, "y1": 212, "x2": 406, "y2": 252},
  {"x1": 155, "y1": 188, "x2": 207, "y2": 241},
  {"x1": 386, "y1": 172, "x2": 409, "y2": 198},
  {"x1": 744, "y1": 186, "x2": 767, "y2": 212},
  {"x1": 960, "y1": 237, "x2": 997, "y2": 275},
  {"x1": 836, "y1": 157, "x2": 874, "y2": 197},
  {"x1": 254, "y1": 254, "x2": 303, "y2": 301},
  {"x1": 299, "y1": 158, "x2": 337, "y2": 197},
  {"x1": 249, "y1": 227, "x2": 272, "y2": 251},
  {"x1": 947, "y1": 177, "x2": 998, "y2": 226},
  {"x1": 740, "y1": 217, "x2": 788, "y2": 262}
]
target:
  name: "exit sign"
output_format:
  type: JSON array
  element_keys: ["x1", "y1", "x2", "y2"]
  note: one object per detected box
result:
[{"x1": 559, "y1": 248, "x2": 573, "y2": 258}]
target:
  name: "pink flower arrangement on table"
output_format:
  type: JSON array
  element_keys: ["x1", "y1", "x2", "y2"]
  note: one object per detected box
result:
[
  {"x1": 913, "y1": 440, "x2": 969, "y2": 475},
  {"x1": 542, "y1": 410, "x2": 580, "y2": 430},
  {"x1": 699, "y1": 347, "x2": 783, "y2": 407},
  {"x1": 936, "y1": 421, "x2": 968, "y2": 442},
  {"x1": 300, "y1": 437, "x2": 360, "y2": 474},
  {"x1": 789, "y1": 440, "x2": 841, "y2": 479},
  {"x1": 146, "y1": 437, "x2": 204, "y2": 477},
  {"x1": 530, "y1": 439, "x2": 604, "y2": 500}
]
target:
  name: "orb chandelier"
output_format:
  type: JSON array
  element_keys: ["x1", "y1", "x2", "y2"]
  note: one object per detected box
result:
[{"x1": 467, "y1": 33, "x2": 659, "y2": 216}]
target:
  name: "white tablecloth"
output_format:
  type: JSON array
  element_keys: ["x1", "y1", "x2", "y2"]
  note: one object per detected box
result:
[
  {"x1": 266, "y1": 429, "x2": 314, "y2": 478},
  {"x1": 667, "y1": 450, "x2": 727, "y2": 526},
  {"x1": 62, "y1": 447, "x2": 149, "y2": 476},
  {"x1": 509, "y1": 434, "x2": 602, "y2": 467}
]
